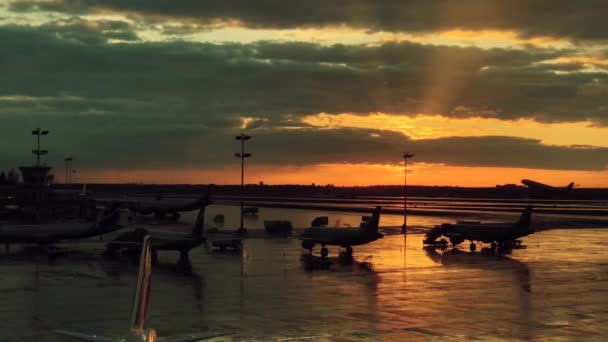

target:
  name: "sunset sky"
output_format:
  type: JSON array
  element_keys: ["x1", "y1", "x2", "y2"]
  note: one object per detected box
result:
[{"x1": 1, "y1": 1, "x2": 607, "y2": 186}]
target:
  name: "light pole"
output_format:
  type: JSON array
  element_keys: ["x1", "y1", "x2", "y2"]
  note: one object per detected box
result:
[
  {"x1": 72, "y1": 169, "x2": 77, "y2": 184},
  {"x1": 401, "y1": 152, "x2": 414, "y2": 234},
  {"x1": 32, "y1": 128, "x2": 49, "y2": 168},
  {"x1": 31, "y1": 128, "x2": 49, "y2": 185},
  {"x1": 64, "y1": 155, "x2": 73, "y2": 184},
  {"x1": 235, "y1": 133, "x2": 252, "y2": 234}
]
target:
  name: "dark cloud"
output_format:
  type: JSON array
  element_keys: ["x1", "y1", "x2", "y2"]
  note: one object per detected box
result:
[
  {"x1": 250, "y1": 128, "x2": 608, "y2": 171},
  {"x1": 0, "y1": 24, "x2": 607, "y2": 173},
  {"x1": 8, "y1": 0, "x2": 608, "y2": 41},
  {"x1": 0, "y1": 26, "x2": 605, "y2": 125},
  {"x1": 1, "y1": 114, "x2": 606, "y2": 172},
  {"x1": 4, "y1": 18, "x2": 139, "y2": 45}
]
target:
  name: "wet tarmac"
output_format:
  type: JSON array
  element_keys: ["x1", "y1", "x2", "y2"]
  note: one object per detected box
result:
[
  {"x1": 1, "y1": 207, "x2": 607, "y2": 341},
  {"x1": 210, "y1": 195, "x2": 608, "y2": 218}
]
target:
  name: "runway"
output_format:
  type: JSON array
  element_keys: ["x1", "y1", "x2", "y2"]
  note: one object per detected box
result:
[{"x1": 1, "y1": 205, "x2": 607, "y2": 341}]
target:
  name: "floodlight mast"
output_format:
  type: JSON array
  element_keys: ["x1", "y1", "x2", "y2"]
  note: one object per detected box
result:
[
  {"x1": 401, "y1": 152, "x2": 414, "y2": 234},
  {"x1": 235, "y1": 133, "x2": 252, "y2": 234},
  {"x1": 32, "y1": 128, "x2": 49, "y2": 186},
  {"x1": 64, "y1": 155, "x2": 73, "y2": 184},
  {"x1": 31, "y1": 128, "x2": 49, "y2": 169}
]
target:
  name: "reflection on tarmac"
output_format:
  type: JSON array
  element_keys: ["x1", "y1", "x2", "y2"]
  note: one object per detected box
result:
[
  {"x1": 0, "y1": 246, "x2": 209, "y2": 341},
  {"x1": 1, "y1": 228, "x2": 607, "y2": 341},
  {"x1": 423, "y1": 246, "x2": 531, "y2": 292},
  {"x1": 101, "y1": 255, "x2": 206, "y2": 313},
  {"x1": 424, "y1": 246, "x2": 534, "y2": 338}
]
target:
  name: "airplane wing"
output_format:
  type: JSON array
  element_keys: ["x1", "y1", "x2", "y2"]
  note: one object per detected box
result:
[
  {"x1": 299, "y1": 236, "x2": 334, "y2": 244},
  {"x1": 158, "y1": 330, "x2": 233, "y2": 342},
  {"x1": 54, "y1": 330, "x2": 113, "y2": 342}
]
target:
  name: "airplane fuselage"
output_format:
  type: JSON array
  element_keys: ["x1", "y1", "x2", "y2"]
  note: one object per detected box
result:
[
  {"x1": 432, "y1": 206, "x2": 534, "y2": 247},
  {"x1": 0, "y1": 222, "x2": 94, "y2": 243},
  {"x1": 112, "y1": 197, "x2": 204, "y2": 217},
  {"x1": 300, "y1": 227, "x2": 383, "y2": 247},
  {"x1": 106, "y1": 230, "x2": 204, "y2": 255},
  {"x1": 0, "y1": 208, "x2": 129, "y2": 245},
  {"x1": 441, "y1": 223, "x2": 533, "y2": 244},
  {"x1": 521, "y1": 179, "x2": 573, "y2": 194},
  {"x1": 151, "y1": 234, "x2": 204, "y2": 252}
]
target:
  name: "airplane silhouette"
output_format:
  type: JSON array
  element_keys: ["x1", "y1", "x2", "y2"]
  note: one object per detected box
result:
[
  {"x1": 300, "y1": 206, "x2": 383, "y2": 258},
  {"x1": 521, "y1": 179, "x2": 575, "y2": 196},
  {"x1": 0, "y1": 206, "x2": 130, "y2": 248},
  {"x1": 104, "y1": 193, "x2": 211, "y2": 262},
  {"x1": 424, "y1": 206, "x2": 534, "y2": 251},
  {"x1": 101, "y1": 193, "x2": 209, "y2": 221}
]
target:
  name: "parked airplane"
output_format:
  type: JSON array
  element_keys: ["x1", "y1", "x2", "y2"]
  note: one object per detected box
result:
[
  {"x1": 56, "y1": 235, "x2": 231, "y2": 341},
  {"x1": 521, "y1": 179, "x2": 575, "y2": 195},
  {"x1": 103, "y1": 194, "x2": 211, "y2": 261},
  {"x1": 423, "y1": 206, "x2": 534, "y2": 251},
  {"x1": 300, "y1": 206, "x2": 383, "y2": 258},
  {"x1": 102, "y1": 193, "x2": 209, "y2": 220},
  {"x1": 1, "y1": 184, "x2": 94, "y2": 221},
  {"x1": 0, "y1": 206, "x2": 130, "y2": 248}
]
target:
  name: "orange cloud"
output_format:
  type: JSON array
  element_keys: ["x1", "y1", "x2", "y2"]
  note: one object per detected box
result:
[
  {"x1": 301, "y1": 113, "x2": 608, "y2": 147},
  {"x1": 380, "y1": 29, "x2": 573, "y2": 49}
]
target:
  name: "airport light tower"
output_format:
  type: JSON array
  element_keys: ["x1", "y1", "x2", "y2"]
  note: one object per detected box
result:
[
  {"x1": 235, "y1": 133, "x2": 252, "y2": 234},
  {"x1": 32, "y1": 128, "x2": 49, "y2": 169},
  {"x1": 32, "y1": 128, "x2": 49, "y2": 186},
  {"x1": 401, "y1": 152, "x2": 414, "y2": 234},
  {"x1": 64, "y1": 155, "x2": 73, "y2": 184}
]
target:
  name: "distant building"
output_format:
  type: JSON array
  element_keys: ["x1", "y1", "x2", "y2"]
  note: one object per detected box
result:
[{"x1": 19, "y1": 166, "x2": 52, "y2": 187}]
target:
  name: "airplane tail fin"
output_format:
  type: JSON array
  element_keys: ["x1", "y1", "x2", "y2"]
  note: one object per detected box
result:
[
  {"x1": 80, "y1": 184, "x2": 87, "y2": 197},
  {"x1": 360, "y1": 206, "x2": 381, "y2": 233},
  {"x1": 567, "y1": 182, "x2": 575, "y2": 190},
  {"x1": 191, "y1": 204, "x2": 206, "y2": 239},
  {"x1": 516, "y1": 206, "x2": 533, "y2": 232},
  {"x1": 130, "y1": 235, "x2": 152, "y2": 334},
  {"x1": 191, "y1": 190, "x2": 213, "y2": 239}
]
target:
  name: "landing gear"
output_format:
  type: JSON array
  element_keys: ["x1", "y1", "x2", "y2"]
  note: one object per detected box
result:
[
  {"x1": 301, "y1": 240, "x2": 315, "y2": 256},
  {"x1": 345, "y1": 246, "x2": 353, "y2": 257},
  {"x1": 450, "y1": 238, "x2": 463, "y2": 247},
  {"x1": 178, "y1": 251, "x2": 190, "y2": 265},
  {"x1": 320, "y1": 246, "x2": 329, "y2": 259},
  {"x1": 469, "y1": 242, "x2": 477, "y2": 252},
  {"x1": 301, "y1": 240, "x2": 314, "y2": 250}
]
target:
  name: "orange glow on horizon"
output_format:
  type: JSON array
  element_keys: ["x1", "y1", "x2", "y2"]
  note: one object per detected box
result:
[{"x1": 78, "y1": 163, "x2": 608, "y2": 188}]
